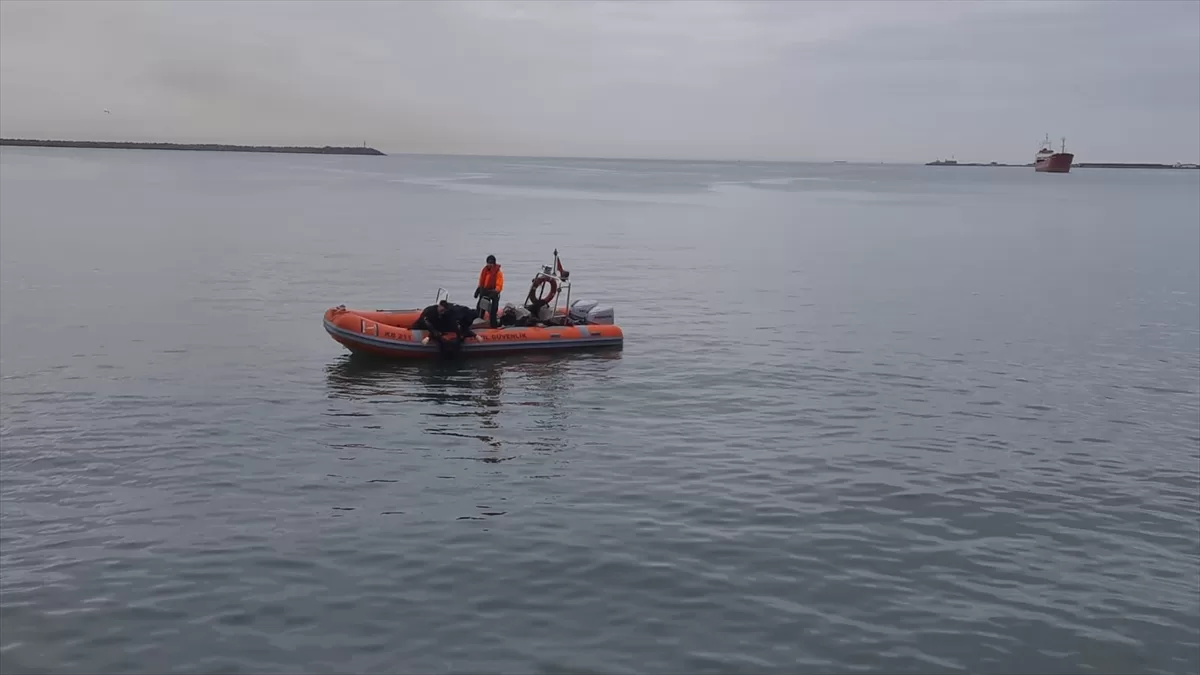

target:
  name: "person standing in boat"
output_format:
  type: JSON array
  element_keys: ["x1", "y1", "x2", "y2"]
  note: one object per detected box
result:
[{"x1": 474, "y1": 255, "x2": 504, "y2": 329}]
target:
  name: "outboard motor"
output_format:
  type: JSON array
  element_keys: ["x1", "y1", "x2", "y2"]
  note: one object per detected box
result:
[
  {"x1": 585, "y1": 305, "x2": 615, "y2": 325},
  {"x1": 569, "y1": 298, "x2": 615, "y2": 325},
  {"x1": 569, "y1": 299, "x2": 598, "y2": 323}
]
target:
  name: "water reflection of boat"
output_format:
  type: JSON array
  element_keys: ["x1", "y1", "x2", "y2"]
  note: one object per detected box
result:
[
  {"x1": 324, "y1": 351, "x2": 620, "y2": 458},
  {"x1": 326, "y1": 356, "x2": 505, "y2": 423}
]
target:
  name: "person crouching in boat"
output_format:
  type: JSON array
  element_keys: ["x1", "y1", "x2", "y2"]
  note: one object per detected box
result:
[
  {"x1": 474, "y1": 255, "x2": 504, "y2": 329},
  {"x1": 443, "y1": 302, "x2": 479, "y2": 350},
  {"x1": 413, "y1": 300, "x2": 478, "y2": 351},
  {"x1": 413, "y1": 300, "x2": 450, "y2": 345}
]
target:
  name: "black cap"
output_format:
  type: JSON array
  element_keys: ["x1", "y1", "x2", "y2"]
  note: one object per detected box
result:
[{"x1": 486, "y1": 255, "x2": 496, "y2": 264}]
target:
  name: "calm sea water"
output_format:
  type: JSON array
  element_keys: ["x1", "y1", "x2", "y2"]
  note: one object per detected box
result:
[{"x1": 1, "y1": 148, "x2": 1198, "y2": 675}]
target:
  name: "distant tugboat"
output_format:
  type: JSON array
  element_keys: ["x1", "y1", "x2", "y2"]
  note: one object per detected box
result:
[{"x1": 1035, "y1": 134, "x2": 1073, "y2": 173}]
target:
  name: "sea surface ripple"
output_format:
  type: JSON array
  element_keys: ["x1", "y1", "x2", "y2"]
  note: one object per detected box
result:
[{"x1": 2, "y1": 149, "x2": 1198, "y2": 674}]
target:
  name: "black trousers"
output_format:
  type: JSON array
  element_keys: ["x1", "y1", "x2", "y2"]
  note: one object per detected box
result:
[{"x1": 456, "y1": 317, "x2": 477, "y2": 340}]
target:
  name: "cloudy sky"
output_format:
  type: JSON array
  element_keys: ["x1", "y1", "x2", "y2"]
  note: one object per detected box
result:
[{"x1": 1, "y1": 0, "x2": 1197, "y2": 163}]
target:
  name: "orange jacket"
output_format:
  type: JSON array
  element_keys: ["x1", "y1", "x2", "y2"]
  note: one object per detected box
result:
[{"x1": 478, "y1": 264, "x2": 504, "y2": 293}]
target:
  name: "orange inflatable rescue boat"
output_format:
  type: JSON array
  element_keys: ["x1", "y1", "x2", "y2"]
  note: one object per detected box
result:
[{"x1": 323, "y1": 251, "x2": 623, "y2": 359}]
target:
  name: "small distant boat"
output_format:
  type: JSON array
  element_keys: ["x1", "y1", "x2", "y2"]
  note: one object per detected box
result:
[
  {"x1": 926, "y1": 157, "x2": 958, "y2": 166},
  {"x1": 1035, "y1": 135, "x2": 1074, "y2": 173}
]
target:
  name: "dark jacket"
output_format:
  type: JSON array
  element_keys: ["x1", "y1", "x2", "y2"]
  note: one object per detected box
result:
[
  {"x1": 443, "y1": 303, "x2": 476, "y2": 331},
  {"x1": 414, "y1": 304, "x2": 442, "y2": 332}
]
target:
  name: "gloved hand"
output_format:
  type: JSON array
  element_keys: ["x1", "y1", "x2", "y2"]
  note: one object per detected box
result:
[{"x1": 421, "y1": 336, "x2": 431, "y2": 345}]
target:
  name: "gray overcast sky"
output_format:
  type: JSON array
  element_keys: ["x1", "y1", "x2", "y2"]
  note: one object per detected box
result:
[{"x1": 1, "y1": 0, "x2": 1197, "y2": 163}]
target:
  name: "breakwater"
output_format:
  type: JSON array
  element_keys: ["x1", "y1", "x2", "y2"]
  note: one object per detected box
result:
[{"x1": 0, "y1": 138, "x2": 386, "y2": 156}]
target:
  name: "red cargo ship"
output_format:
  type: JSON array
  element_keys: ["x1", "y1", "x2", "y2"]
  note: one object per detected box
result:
[{"x1": 1035, "y1": 134, "x2": 1074, "y2": 173}]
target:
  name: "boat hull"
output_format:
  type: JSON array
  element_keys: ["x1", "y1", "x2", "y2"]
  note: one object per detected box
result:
[
  {"x1": 1035, "y1": 152, "x2": 1074, "y2": 173},
  {"x1": 323, "y1": 306, "x2": 622, "y2": 359}
]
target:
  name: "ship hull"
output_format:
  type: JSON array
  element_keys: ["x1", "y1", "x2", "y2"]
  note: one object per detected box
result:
[{"x1": 1035, "y1": 152, "x2": 1074, "y2": 173}]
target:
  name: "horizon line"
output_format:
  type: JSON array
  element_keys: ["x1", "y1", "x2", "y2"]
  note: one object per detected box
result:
[{"x1": 2, "y1": 137, "x2": 1197, "y2": 167}]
